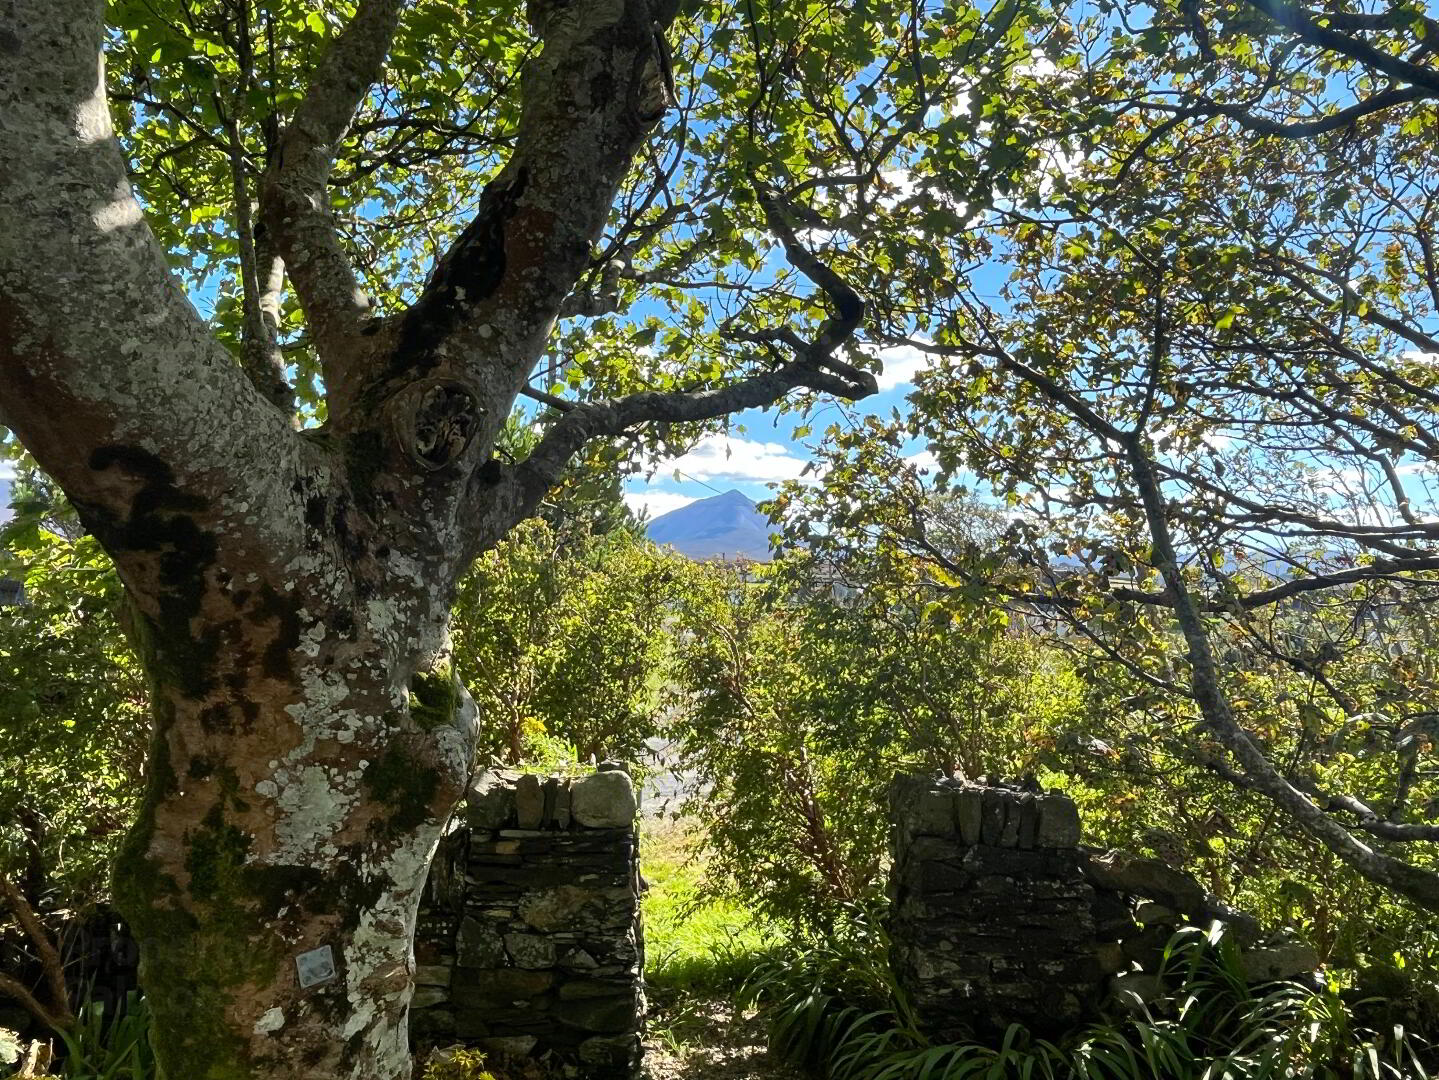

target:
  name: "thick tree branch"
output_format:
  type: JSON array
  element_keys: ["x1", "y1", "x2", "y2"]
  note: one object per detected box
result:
[
  {"x1": 372, "y1": 0, "x2": 679, "y2": 442},
  {"x1": 518, "y1": 384, "x2": 576, "y2": 413},
  {"x1": 260, "y1": 0, "x2": 401, "y2": 386},
  {"x1": 1127, "y1": 433, "x2": 1439, "y2": 911},
  {"x1": 1, "y1": 0, "x2": 296, "y2": 533},
  {"x1": 486, "y1": 177, "x2": 879, "y2": 540},
  {"x1": 509, "y1": 358, "x2": 876, "y2": 515},
  {"x1": 1321, "y1": 7, "x2": 1439, "y2": 41},
  {"x1": 1195, "y1": 749, "x2": 1439, "y2": 842},
  {"x1": 754, "y1": 185, "x2": 864, "y2": 355},
  {"x1": 0, "y1": 973, "x2": 65, "y2": 1034},
  {"x1": 1244, "y1": 0, "x2": 1439, "y2": 95},
  {"x1": 1148, "y1": 84, "x2": 1432, "y2": 140}
]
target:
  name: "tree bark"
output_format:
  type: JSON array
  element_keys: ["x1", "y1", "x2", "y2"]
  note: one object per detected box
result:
[
  {"x1": 0, "y1": 3, "x2": 475, "y2": 1072},
  {"x1": 113, "y1": 595, "x2": 477, "y2": 1079}
]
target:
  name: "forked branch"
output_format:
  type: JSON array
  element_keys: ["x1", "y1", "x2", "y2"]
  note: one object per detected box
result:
[{"x1": 0, "y1": 877, "x2": 73, "y2": 1031}]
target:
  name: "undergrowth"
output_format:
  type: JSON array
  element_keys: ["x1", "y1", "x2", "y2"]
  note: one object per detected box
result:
[
  {"x1": 742, "y1": 921, "x2": 1436, "y2": 1080},
  {"x1": 52, "y1": 993, "x2": 163, "y2": 1080},
  {"x1": 419, "y1": 1047, "x2": 498, "y2": 1080}
]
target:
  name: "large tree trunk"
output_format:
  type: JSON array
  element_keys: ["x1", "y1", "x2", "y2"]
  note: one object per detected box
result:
[
  {"x1": 92, "y1": 454, "x2": 479, "y2": 1078},
  {"x1": 114, "y1": 655, "x2": 474, "y2": 1078}
]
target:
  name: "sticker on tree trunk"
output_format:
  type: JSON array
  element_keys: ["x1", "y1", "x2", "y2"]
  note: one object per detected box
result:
[{"x1": 295, "y1": 945, "x2": 337, "y2": 989}]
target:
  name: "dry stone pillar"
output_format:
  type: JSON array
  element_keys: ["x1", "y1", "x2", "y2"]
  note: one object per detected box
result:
[
  {"x1": 887, "y1": 776, "x2": 1101, "y2": 1040},
  {"x1": 411, "y1": 764, "x2": 644, "y2": 1077}
]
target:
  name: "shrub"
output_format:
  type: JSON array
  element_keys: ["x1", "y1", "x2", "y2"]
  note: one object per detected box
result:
[
  {"x1": 53, "y1": 993, "x2": 163, "y2": 1080},
  {"x1": 667, "y1": 557, "x2": 1085, "y2": 931},
  {"x1": 0, "y1": 511, "x2": 147, "y2": 910},
  {"x1": 452, "y1": 519, "x2": 686, "y2": 766}
]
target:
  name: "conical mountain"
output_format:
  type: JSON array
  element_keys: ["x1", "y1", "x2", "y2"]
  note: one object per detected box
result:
[{"x1": 645, "y1": 489, "x2": 774, "y2": 561}]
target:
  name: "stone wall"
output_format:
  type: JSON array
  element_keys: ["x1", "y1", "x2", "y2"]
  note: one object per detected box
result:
[
  {"x1": 411, "y1": 765, "x2": 644, "y2": 1078},
  {"x1": 888, "y1": 775, "x2": 1320, "y2": 1043},
  {"x1": 888, "y1": 776, "x2": 1100, "y2": 1039}
]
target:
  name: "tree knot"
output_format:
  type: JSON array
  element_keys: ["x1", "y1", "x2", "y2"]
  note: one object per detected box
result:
[{"x1": 391, "y1": 379, "x2": 484, "y2": 471}]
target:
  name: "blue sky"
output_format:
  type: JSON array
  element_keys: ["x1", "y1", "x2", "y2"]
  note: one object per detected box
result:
[{"x1": 620, "y1": 340, "x2": 933, "y2": 521}]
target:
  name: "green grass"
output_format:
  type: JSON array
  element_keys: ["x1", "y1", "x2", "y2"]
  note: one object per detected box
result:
[{"x1": 642, "y1": 816, "x2": 781, "y2": 993}]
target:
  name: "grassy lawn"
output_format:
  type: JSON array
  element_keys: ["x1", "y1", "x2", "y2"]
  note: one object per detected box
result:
[{"x1": 641, "y1": 816, "x2": 779, "y2": 994}]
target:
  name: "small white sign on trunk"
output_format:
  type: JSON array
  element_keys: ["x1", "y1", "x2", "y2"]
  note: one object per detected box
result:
[{"x1": 295, "y1": 945, "x2": 337, "y2": 988}]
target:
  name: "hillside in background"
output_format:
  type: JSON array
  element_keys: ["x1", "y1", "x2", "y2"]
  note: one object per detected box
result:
[{"x1": 645, "y1": 489, "x2": 775, "y2": 562}]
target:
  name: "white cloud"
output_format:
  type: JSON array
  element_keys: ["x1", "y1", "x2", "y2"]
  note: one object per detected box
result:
[
  {"x1": 858, "y1": 341, "x2": 935, "y2": 391},
  {"x1": 624, "y1": 489, "x2": 697, "y2": 520},
  {"x1": 663, "y1": 434, "x2": 810, "y2": 484},
  {"x1": 905, "y1": 448, "x2": 940, "y2": 472},
  {"x1": 877, "y1": 344, "x2": 933, "y2": 391}
]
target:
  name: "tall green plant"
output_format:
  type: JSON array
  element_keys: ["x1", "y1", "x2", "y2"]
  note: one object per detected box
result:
[
  {"x1": 451, "y1": 518, "x2": 688, "y2": 765},
  {"x1": 54, "y1": 994, "x2": 164, "y2": 1080},
  {"x1": 744, "y1": 921, "x2": 1433, "y2": 1080},
  {"x1": 667, "y1": 554, "x2": 1085, "y2": 928}
]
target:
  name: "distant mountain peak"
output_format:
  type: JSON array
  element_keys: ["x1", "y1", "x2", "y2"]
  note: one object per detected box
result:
[{"x1": 645, "y1": 489, "x2": 774, "y2": 561}]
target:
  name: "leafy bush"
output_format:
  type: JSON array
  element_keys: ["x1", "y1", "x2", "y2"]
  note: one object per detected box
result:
[
  {"x1": 452, "y1": 518, "x2": 688, "y2": 766},
  {"x1": 667, "y1": 556, "x2": 1086, "y2": 930},
  {"x1": 419, "y1": 1045, "x2": 550, "y2": 1080},
  {"x1": 0, "y1": 485, "x2": 148, "y2": 909},
  {"x1": 737, "y1": 905, "x2": 908, "y2": 1075}
]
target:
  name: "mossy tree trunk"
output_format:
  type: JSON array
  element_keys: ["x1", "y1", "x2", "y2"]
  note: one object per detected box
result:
[
  {"x1": 109, "y1": 552, "x2": 475, "y2": 1079},
  {"x1": 0, "y1": 1, "x2": 877, "y2": 1076}
]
